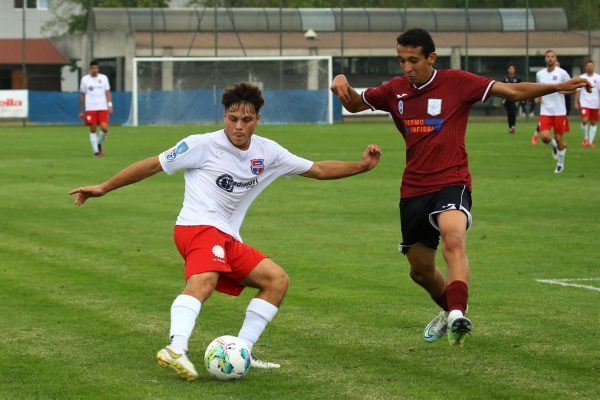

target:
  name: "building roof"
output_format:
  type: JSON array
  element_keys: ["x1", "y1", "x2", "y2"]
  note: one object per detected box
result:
[
  {"x1": 0, "y1": 39, "x2": 68, "y2": 65},
  {"x1": 134, "y1": 30, "x2": 600, "y2": 57}
]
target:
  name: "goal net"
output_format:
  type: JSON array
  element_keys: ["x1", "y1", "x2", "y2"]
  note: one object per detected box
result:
[{"x1": 130, "y1": 56, "x2": 333, "y2": 126}]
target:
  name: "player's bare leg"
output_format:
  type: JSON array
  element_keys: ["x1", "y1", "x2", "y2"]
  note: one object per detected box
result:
[
  {"x1": 157, "y1": 272, "x2": 219, "y2": 381},
  {"x1": 438, "y1": 210, "x2": 472, "y2": 346},
  {"x1": 540, "y1": 129, "x2": 560, "y2": 167},
  {"x1": 407, "y1": 244, "x2": 450, "y2": 343},
  {"x1": 237, "y1": 259, "x2": 289, "y2": 368}
]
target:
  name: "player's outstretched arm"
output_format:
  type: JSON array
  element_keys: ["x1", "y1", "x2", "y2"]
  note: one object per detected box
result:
[
  {"x1": 68, "y1": 156, "x2": 163, "y2": 205},
  {"x1": 491, "y1": 77, "x2": 591, "y2": 101},
  {"x1": 300, "y1": 144, "x2": 382, "y2": 180},
  {"x1": 330, "y1": 74, "x2": 370, "y2": 113}
]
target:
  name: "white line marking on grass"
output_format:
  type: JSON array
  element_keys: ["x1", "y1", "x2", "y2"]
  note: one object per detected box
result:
[{"x1": 536, "y1": 278, "x2": 600, "y2": 292}]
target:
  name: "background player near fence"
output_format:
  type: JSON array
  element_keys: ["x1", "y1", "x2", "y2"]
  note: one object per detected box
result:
[
  {"x1": 535, "y1": 50, "x2": 571, "y2": 173},
  {"x1": 575, "y1": 60, "x2": 600, "y2": 148},
  {"x1": 79, "y1": 61, "x2": 112, "y2": 157},
  {"x1": 330, "y1": 28, "x2": 590, "y2": 348},
  {"x1": 69, "y1": 82, "x2": 382, "y2": 381},
  {"x1": 503, "y1": 64, "x2": 522, "y2": 134}
]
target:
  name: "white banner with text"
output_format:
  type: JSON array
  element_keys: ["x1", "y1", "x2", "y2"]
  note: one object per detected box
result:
[{"x1": 0, "y1": 90, "x2": 28, "y2": 118}]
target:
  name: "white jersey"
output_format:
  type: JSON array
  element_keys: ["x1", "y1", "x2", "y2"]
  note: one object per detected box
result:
[
  {"x1": 158, "y1": 130, "x2": 313, "y2": 242},
  {"x1": 578, "y1": 72, "x2": 600, "y2": 109},
  {"x1": 536, "y1": 67, "x2": 570, "y2": 116},
  {"x1": 80, "y1": 74, "x2": 110, "y2": 111}
]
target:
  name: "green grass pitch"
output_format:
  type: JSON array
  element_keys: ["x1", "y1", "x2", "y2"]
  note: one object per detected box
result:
[{"x1": 1, "y1": 121, "x2": 599, "y2": 399}]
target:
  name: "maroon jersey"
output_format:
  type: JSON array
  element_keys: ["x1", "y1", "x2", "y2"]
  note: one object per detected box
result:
[{"x1": 363, "y1": 69, "x2": 495, "y2": 198}]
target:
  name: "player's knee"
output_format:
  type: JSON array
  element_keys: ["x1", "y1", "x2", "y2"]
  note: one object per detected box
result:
[
  {"x1": 184, "y1": 272, "x2": 218, "y2": 301},
  {"x1": 441, "y1": 234, "x2": 466, "y2": 261},
  {"x1": 409, "y1": 265, "x2": 434, "y2": 286},
  {"x1": 269, "y1": 268, "x2": 289, "y2": 295}
]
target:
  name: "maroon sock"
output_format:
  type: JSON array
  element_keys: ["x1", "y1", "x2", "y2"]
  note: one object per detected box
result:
[
  {"x1": 446, "y1": 280, "x2": 468, "y2": 314},
  {"x1": 431, "y1": 290, "x2": 448, "y2": 311}
]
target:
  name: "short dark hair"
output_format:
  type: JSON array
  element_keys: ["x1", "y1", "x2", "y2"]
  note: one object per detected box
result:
[
  {"x1": 89, "y1": 60, "x2": 99, "y2": 67},
  {"x1": 396, "y1": 29, "x2": 436, "y2": 57},
  {"x1": 221, "y1": 82, "x2": 265, "y2": 114},
  {"x1": 507, "y1": 63, "x2": 516, "y2": 69}
]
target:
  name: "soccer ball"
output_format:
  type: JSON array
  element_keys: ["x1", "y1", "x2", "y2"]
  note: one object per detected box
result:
[{"x1": 204, "y1": 335, "x2": 251, "y2": 380}]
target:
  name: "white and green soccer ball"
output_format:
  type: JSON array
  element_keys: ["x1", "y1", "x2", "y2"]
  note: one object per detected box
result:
[{"x1": 204, "y1": 335, "x2": 251, "y2": 380}]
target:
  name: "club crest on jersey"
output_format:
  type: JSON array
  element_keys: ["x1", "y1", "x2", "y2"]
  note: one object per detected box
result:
[
  {"x1": 250, "y1": 159, "x2": 265, "y2": 175},
  {"x1": 165, "y1": 141, "x2": 189, "y2": 162},
  {"x1": 427, "y1": 99, "x2": 442, "y2": 116},
  {"x1": 398, "y1": 100, "x2": 404, "y2": 114}
]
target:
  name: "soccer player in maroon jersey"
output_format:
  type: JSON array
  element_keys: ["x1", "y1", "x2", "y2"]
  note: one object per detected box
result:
[{"x1": 331, "y1": 28, "x2": 591, "y2": 346}]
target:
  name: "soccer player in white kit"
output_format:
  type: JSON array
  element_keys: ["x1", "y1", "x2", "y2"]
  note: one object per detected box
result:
[
  {"x1": 69, "y1": 82, "x2": 382, "y2": 381},
  {"x1": 575, "y1": 60, "x2": 600, "y2": 148},
  {"x1": 79, "y1": 61, "x2": 113, "y2": 157},
  {"x1": 535, "y1": 50, "x2": 572, "y2": 173}
]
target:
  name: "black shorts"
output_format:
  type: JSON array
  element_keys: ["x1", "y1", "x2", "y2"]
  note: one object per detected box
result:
[{"x1": 399, "y1": 186, "x2": 472, "y2": 255}]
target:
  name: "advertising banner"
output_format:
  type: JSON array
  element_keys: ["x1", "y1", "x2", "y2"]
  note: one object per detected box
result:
[{"x1": 0, "y1": 90, "x2": 28, "y2": 118}]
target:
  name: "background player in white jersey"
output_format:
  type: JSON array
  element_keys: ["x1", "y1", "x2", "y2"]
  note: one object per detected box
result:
[
  {"x1": 535, "y1": 50, "x2": 571, "y2": 173},
  {"x1": 69, "y1": 82, "x2": 382, "y2": 381},
  {"x1": 79, "y1": 61, "x2": 113, "y2": 157},
  {"x1": 574, "y1": 60, "x2": 600, "y2": 148}
]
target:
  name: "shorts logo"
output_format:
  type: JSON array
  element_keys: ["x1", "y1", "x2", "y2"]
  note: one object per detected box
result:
[
  {"x1": 86, "y1": 115, "x2": 91, "y2": 121},
  {"x1": 212, "y1": 245, "x2": 225, "y2": 259},
  {"x1": 250, "y1": 159, "x2": 265, "y2": 175},
  {"x1": 427, "y1": 99, "x2": 442, "y2": 116}
]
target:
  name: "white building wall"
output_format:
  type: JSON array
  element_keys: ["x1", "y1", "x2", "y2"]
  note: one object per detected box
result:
[{"x1": 0, "y1": 2, "x2": 54, "y2": 38}]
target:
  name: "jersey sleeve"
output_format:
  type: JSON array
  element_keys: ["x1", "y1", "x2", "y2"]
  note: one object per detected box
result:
[
  {"x1": 362, "y1": 80, "x2": 393, "y2": 112},
  {"x1": 158, "y1": 135, "x2": 205, "y2": 175},
  {"x1": 560, "y1": 69, "x2": 571, "y2": 82},
  {"x1": 272, "y1": 144, "x2": 313, "y2": 177},
  {"x1": 454, "y1": 70, "x2": 495, "y2": 103},
  {"x1": 79, "y1": 78, "x2": 86, "y2": 93},
  {"x1": 103, "y1": 75, "x2": 111, "y2": 91}
]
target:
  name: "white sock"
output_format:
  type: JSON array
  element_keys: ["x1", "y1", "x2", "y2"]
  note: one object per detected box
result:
[
  {"x1": 448, "y1": 309, "x2": 464, "y2": 323},
  {"x1": 97, "y1": 131, "x2": 106, "y2": 144},
  {"x1": 558, "y1": 148, "x2": 567, "y2": 165},
  {"x1": 89, "y1": 132, "x2": 99, "y2": 153},
  {"x1": 237, "y1": 298, "x2": 278, "y2": 349},
  {"x1": 581, "y1": 123, "x2": 587, "y2": 139},
  {"x1": 168, "y1": 294, "x2": 201, "y2": 353},
  {"x1": 549, "y1": 138, "x2": 558, "y2": 150},
  {"x1": 590, "y1": 125, "x2": 597, "y2": 144}
]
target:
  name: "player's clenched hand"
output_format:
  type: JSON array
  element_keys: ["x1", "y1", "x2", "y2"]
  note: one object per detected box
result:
[
  {"x1": 68, "y1": 184, "x2": 107, "y2": 206},
  {"x1": 360, "y1": 144, "x2": 382, "y2": 171},
  {"x1": 330, "y1": 74, "x2": 352, "y2": 103},
  {"x1": 559, "y1": 77, "x2": 592, "y2": 94}
]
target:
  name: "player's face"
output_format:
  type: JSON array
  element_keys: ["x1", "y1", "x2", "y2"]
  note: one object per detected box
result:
[
  {"x1": 507, "y1": 66, "x2": 516, "y2": 76},
  {"x1": 223, "y1": 103, "x2": 260, "y2": 150},
  {"x1": 584, "y1": 62, "x2": 594, "y2": 74},
  {"x1": 397, "y1": 45, "x2": 436, "y2": 86},
  {"x1": 545, "y1": 52, "x2": 557, "y2": 68},
  {"x1": 89, "y1": 65, "x2": 99, "y2": 77}
]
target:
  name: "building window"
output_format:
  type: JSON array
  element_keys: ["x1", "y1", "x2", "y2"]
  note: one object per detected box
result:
[{"x1": 14, "y1": 0, "x2": 41, "y2": 8}]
